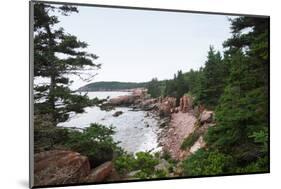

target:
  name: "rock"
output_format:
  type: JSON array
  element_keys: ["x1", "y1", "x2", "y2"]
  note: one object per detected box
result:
[
  {"x1": 154, "y1": 159, "x2": 170, "y2": 172},
  {"x1": 131, "y1": 88, "x2": 147, "y2": 98},
  {"x1": 127, "y1": 170, "x2": 141, "y2": 178},
  {"x1": 159, "y1": 117, "x2": 170, "y2": 128},
  {"x1": 179, "y1": 95, "x2": 193, "y2": 113},
  {"x1": 189, "y1": 136, "x2": 206, "y2": 154},
  {"x1": 83, "y1": 161, "x2": 113, "y2": 183},
  {"x1": 158, "y1": 97, "x2": 176, "y2": 117},
  {"x1": 34, "y1": 150, "x2": 91, "y2": 186},
  {"x1": 199, "y1": 110, "x2": 214, "y2": 124},
  {"x1": 108, "y1": 95, "x2": 136, "y2": 106},
  {"x1": 142, "y1": 104, "x2": 156, "y2": 111},
  {"x1": 112, "y1": 111, "x2": 123, "y2": 117},
  {"x1": 87, "y1": 146, "x2": 113, "y2": 168}
]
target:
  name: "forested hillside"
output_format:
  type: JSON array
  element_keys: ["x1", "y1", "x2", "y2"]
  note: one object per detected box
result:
[
  {"x1": 146, "y1": 16, "x2": 269, "y2": 174},
  {"x1": 78, "y1": 81, "x2": 147, "y2": 91}
]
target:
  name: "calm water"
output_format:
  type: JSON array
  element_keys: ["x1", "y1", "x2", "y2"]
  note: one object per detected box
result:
[{"x1": 58, "y1": 91, "x2": 161, "y2": 154}]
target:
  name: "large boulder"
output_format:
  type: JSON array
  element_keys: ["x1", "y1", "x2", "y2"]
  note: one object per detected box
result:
[
  {"x1": 154, "y1": 159, "x2": 170, "y2": 173},
  {"x1": 131, "y1": 88, "x2": 147, "y2": 98},
  {"x1": 179, "y1": 95, "x2": 193, "y2": 113},
  {"x1": 34, "y1": 150, "x2": 91, "y2": 186},
  {"x1": 108, "y1": 95, "x2": 136, "y2": 106},
  {"x1": 199, "y1": 110, "x2": 214, "y2": 124},
  {"x1": 83, "y1": 161, "x2": 113, "y2": 183},
  {"x1": 158, "y1": 97, "x2": 176, "y2": 117}
]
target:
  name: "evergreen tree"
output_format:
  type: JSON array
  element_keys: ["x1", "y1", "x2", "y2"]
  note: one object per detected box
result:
[
  {"x1": 206, "y1": 17, "x2": 269, "y2": 171},
  {"x1": 197, "y1": 46, "x2": 228, "y2": 108},
  {"x1": 147, "y1": 78, "x2": 161, "y2": 98},
  {"x1": 33, "y1": 3, "x2": 100, "y2": 125}
]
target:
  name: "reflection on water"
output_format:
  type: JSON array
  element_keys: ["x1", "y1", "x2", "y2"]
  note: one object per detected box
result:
[{"x1": 58, "y1": 92, "x2": 161, "y2": 154}]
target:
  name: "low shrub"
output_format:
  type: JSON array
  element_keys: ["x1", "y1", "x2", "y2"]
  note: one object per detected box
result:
[
  {"x1": 181, "y1": 132, "x2": 200, "y2": 150},
  {"x1": 64, "y1": 123, "x2": 121, "y2": 168},
  {"x1": 182, "y1": 149, "x2": 232, "y2": 176}
]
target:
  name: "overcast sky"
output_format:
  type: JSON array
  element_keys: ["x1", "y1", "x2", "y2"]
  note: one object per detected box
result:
[{"x1": 52, "y1": 5, "x2": 233, "y2": 90}]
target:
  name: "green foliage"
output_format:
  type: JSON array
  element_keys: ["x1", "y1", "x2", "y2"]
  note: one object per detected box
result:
[
  {"x1": 34, "y1": 2, "x2": 100, "y2": 125},
  {"x1": 235, "y1": 156, "x2": 269, "y2": 173},
  {"x1": 34, "y1": 126, "x2": 69, "y2": 153},
  {"x1": 205, "y1": 16, "x2": 269, "y2": 171},
  {"x1": 195, "y1": 46, "x2": 229, "y2": 108},
  {"x1": 181, "y1": 132, "x2": 200, "y2": 150},
  {"x1": 114, "y1": 152, "x2": 162, "y2": 179},
  {"x1": 182, "y1": 149, "x2": 233, "y2": 176},
  {"x1": 63, "y1": 123, "x2": 122, "y2": 168},
  {"x1": 134, "y1": 152, "x2": 160, "y2": 179},
  {"x1": 114, "y1": 154, "x2": 136, "y2": 175},
  {"x1": 161, "y1": 150, "x2": 172, "y2": 161},
  {"x1": 147, "y1": 78, "x2": 162, "y2": 98},
  {"x1": 79, "y1": 81, "x2": 147, "y2": 91},
  {"x1": 164, "y1": 70, "x2": 189, "y2": 104},
  {"x1": 154, "y1": 169, "x2": 169, "y2": 178}
]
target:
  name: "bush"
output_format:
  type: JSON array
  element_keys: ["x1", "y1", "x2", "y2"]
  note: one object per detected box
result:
[
  {"x1": 235, "y1": 156, "x2": 269, "y2": 173},
  {"x1": 34, "y1": 126, "x2": 69, "y2": 153},
  {"x1": 114, "y1": 154, "x2": 136, "y2": 175},
  {"x1": 182, "y1": 149, "x2": 232, "y2": 176},
  {"x1": 181, "y1": 132, "x2": 200, "y2": 150},
  {"x1": 114, "y1": 152, "x2": 160, "y2": 179},
  {"x1": 64, "y1": 123, "x2": 121, "y2": 168}
]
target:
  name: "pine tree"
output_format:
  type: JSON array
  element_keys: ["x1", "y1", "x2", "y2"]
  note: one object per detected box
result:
[
  {"x1": 206, "y1": 17, "x2": 269, "y2": 171},
  {"x1": 197, "y1": 46, "x2": 228, "y2": 108},
  {"x1": 33, "y1": 3, "x2": 100, "y2": 125},
  {"x1": 147, "y1": 78, "x2": 161, "y2": 98}
]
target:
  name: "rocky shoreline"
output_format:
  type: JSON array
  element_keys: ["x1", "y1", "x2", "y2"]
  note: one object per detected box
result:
[
  {"x1": 33, "y1": 88, "x2": 216, "y2": 186},
  {"x1": 104, "y1": 88, "x2": 215, "y2": 160}
]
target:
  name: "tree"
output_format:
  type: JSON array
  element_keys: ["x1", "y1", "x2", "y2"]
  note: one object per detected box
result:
[
  {"x1": 147, "y1": 78, "x2": 161, "y2": 98},
  {"x1": 205, "y1": 17, "x2": 269, "y2": 171},
  {"x1": 197, "y1": 46, "x2": 228, "y2": 108},
  {"x1": 175, "y1": 70, "x2": 188, "y2": 101},
  {"x1": 33, "y1": 3, "x2": 100, "y2": 125},
  {"x1": 163, "y1": 70, "x2": 189, "y2": 104}
]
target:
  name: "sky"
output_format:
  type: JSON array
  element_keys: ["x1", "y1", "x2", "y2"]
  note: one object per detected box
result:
[{"x1": 50, "y1": 5, "x2": 233, "y2": 90}]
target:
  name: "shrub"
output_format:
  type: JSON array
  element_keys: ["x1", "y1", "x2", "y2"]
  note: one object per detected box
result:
[
  {"x1": 182, "y1": 149, "x2": 232, "y2": 176},
  {"x1": 114, "y1": 152, "x2": 160, "y2": 179},
  {"x1": 34, "y1": 126, "x2": 69, "y2": 152},
  {"x1": 235, "y1": 156, "x2": 269, "y2": 173},
  {"x1": 64, "y1": 123, "x2": 121, "y2": 168},
  {"x1": 181, "y1": 132, "x2": 200, "y2": 150},
  {"x1": 114, "y1": 154, "x2": 136, "y2": 175}
]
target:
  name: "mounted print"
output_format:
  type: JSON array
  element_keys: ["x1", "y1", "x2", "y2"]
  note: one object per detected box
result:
[{"x1": 29, "y1": 0, "x2": 270, "y2": 188}]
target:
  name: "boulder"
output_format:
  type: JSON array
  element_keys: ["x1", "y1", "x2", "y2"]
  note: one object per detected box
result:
[
  {"x1": 189, "y1": 136, "x2": 206, "y2": 154},
  {"x1": 154, "y1": 159, "x2": 170, "y2": 172},
  {"x1": 34, "y1": 150, "x2": 91, "y2": 186},
  {"x1": 199, "y1": 110, "x2": 214, "y2": 124},
  {"x1": 158, "y1": 97, "x2": 176, "y2": 117},
  {"x1": 83, "y1": 161, "x2": 113, "y2": 183},
  {"x1": 112, "y1": 111, "x2": 123, "y2": 117},
  {"x1": 131, "y1": 88, "x2": 147, "y2": 98},
  {"x1": 179, "y1": 95, "x2": 193, "y2": 113},
  {"x1": 108, "y1": 95, "x2": 136, "y2": 106}
]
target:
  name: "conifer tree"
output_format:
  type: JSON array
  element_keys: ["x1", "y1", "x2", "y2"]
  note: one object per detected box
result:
[
  {"x1": 33, "y1": 3, "x2": 100, "y2": 125},
  {"x1": 197, "y1": 46, "x2": 227, "y2": 108},
  {"x1": 206, "y1": 17, "x2": 269, "y2": 170}
]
